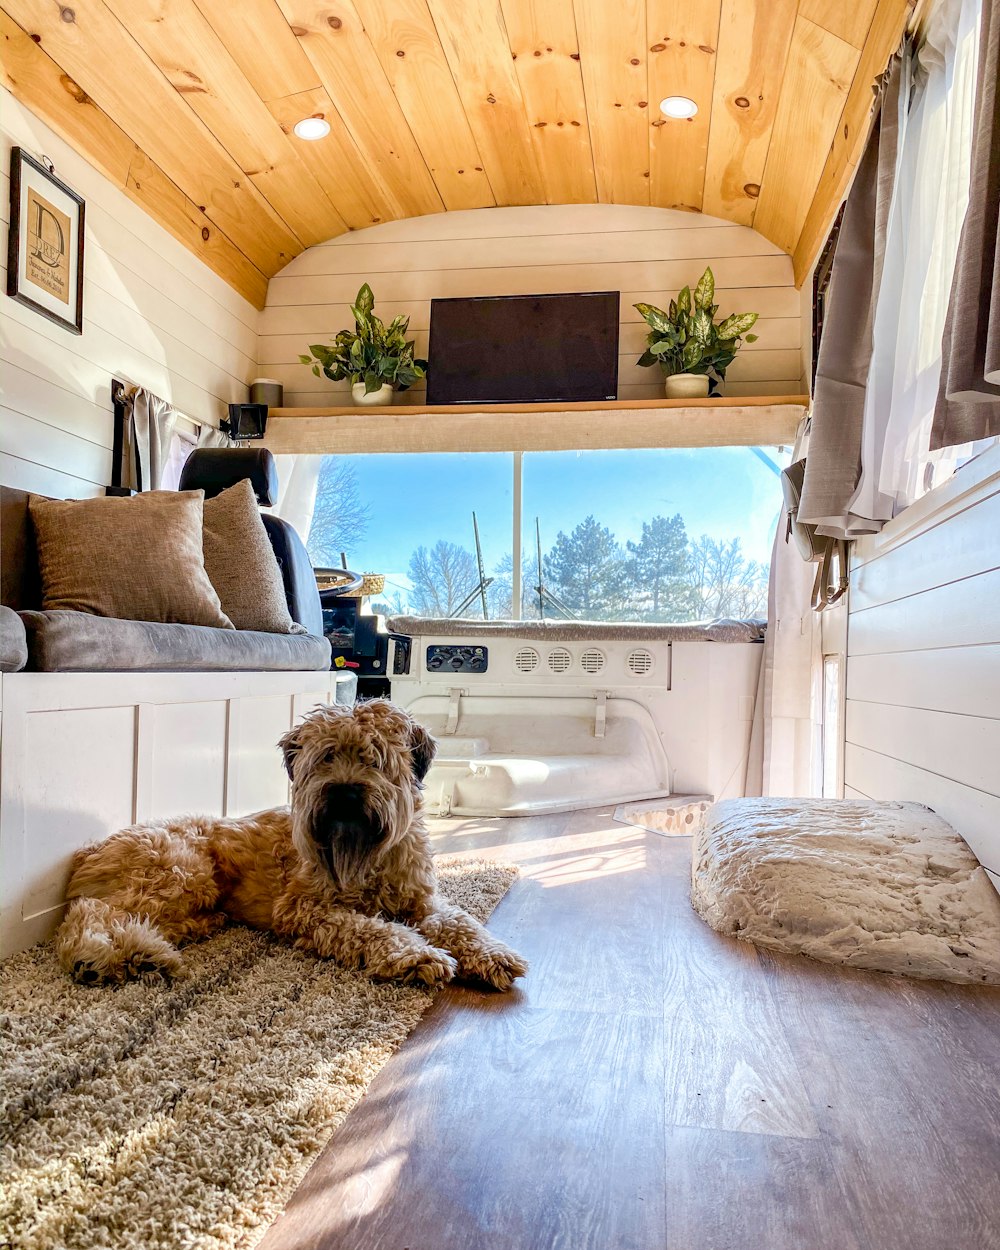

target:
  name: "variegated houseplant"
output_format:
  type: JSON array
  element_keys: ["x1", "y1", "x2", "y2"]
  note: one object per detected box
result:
[
  {"x1": 634, "y1": 267, "x2": 758, "y2": 398},
  {"x1": 300, "y1": 283, "x2": 427, "y2": 407}
]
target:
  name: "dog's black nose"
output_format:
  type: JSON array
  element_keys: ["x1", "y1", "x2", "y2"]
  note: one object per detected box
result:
[{"x1": 323, "y1": 783, "x2": 366, "y2": 813}]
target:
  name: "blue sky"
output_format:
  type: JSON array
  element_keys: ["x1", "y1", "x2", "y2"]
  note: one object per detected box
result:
[{"x1": 329, "y1": 447, "x2": 788, "y2": 590}]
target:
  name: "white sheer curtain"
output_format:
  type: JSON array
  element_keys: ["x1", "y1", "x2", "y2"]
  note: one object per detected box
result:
[
  {"x1": 746, "y1": 419, "x2": 823, "y2": 798},
  {"x1": 849, "y1": 0, "x2": 983, "y2": 522},
  {"x1": 271, "y1": 454, "x2": 323, "y2": 553}
]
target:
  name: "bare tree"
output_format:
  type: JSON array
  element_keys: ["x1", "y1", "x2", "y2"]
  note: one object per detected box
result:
[
  {"x1": 688, "y1": 535, "x2": 769, "y2": 619},
  {"x1": 306, "y1": 458, "x2": 372, "y2": 567},
  {"x1": 407, "y1": 542, "x2": 480, "y2": 617}
]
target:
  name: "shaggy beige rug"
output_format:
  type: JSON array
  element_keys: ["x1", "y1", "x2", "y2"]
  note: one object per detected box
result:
[{"x1": 0, "y1": 858, "x2": 518, "y2": 1250}]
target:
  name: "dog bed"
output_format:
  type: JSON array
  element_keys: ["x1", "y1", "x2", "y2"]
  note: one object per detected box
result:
[{"x1": 691, "y1": 798, "x2": 1000, "y2": 984}]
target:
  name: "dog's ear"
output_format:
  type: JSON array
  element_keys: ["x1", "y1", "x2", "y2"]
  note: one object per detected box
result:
[
  {"x1": 278, "y1": 724, "x2": 305, "y2": 781},
  {"x1": 409, "y1": 721, "x2": 436, "y2": 783}
]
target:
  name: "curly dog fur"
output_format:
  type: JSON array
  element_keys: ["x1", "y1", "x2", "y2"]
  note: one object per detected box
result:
[{"x1": 55, "y1": 699, "x2": 527, "y2": 991}]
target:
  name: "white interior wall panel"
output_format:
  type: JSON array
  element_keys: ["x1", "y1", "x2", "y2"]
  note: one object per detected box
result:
[
  {"x1": 845, "y1": 444, "x2": 1000, "y2": 875},
  {"x1": 259, "y1": 204, "x2": 805, "y2": 408},
  {"x1": 0, "y1": 671, "x2": 343, "y2": 958},
  {"x1": 0, "y1": 88, "x2": 258, "y2": 499}
]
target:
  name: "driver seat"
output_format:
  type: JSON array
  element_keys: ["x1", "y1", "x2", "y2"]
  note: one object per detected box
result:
[{"x1": 178, "y1": 448, "x2": 323, "y2": 637}]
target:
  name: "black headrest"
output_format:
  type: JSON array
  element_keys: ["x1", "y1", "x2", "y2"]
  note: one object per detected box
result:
[{"x1": 178, "y1": 447, "x2": 278, "y2": 506}]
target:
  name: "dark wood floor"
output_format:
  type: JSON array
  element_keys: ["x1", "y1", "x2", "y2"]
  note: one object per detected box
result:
[{"x1": 260, "y1": 807, "x2": 1000, "y2": 1250}]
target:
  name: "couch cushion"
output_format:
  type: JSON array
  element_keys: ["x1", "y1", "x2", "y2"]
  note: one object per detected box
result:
[
  {"x1": 0, "y1": 605, "x2": 27, "y2": 672},
  {"x1": 29, "y1": 491, "x2": 233, "y2": 629},
  {"x1": 202, "y1": 479, "x2": 302, "y2": 634},
  {"x1": 20, "y1": 610, "x2": 331, "y2": 672}
]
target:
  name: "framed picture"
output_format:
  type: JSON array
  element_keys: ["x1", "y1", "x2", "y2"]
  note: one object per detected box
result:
[{"x1": 6, "y1": 147, "x2": 85, "y2": 335}]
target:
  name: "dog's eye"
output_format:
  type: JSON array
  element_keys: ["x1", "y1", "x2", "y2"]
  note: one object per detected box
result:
[{"x1": 323, "y1": 748, "x2": 338, "y2": 764}]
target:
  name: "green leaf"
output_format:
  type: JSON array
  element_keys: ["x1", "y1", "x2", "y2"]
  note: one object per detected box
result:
[
  {"x1": 668, "y1": 299, "x2": 678, "y2": 320},
  {"x1": 693, "y1": 267, "x2": 715, "y2": 311},
  {"x1": 745, "y1": 333, "x2": 758, "y2": 344},
  {"x1": 637, "y1": 349, "x2": 659, "y2": 368},
  {"x1": 633, "y1": 302, "x2": 672, "y2": 334},
  {"x1": 692, "y1": 308, "x2": 713, "y2": 343},
  {"x1": 717, "y1": 311, "x2": 759, "y2": 340},
  {"x1": 682, "y1": 339, "x2": 703, "y2": 370},
  {"x1": 677, "y1": 285, "x2": 691, "y2": 314}
]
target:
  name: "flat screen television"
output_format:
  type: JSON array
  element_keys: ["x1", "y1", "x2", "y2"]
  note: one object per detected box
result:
[{"x1": 426, "y1": 291, "x2": 620, "y2": 405}]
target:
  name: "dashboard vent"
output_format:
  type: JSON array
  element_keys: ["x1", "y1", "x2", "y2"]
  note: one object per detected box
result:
[
  {"x1": 547, "y1": 647, "x2": 573, "y2": 674},
  {"x1": 626, "y1": 648, "x2": 654, "y2": 677},
  {"x1": 580, "y1": 648, "x2": 606, "y2": 674},
  {"x1": 514, "y1": 646, "x2": 540, "y2": 673}
]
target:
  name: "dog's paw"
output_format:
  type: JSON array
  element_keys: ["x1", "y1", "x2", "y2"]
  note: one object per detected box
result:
[
  {"x1": 388, "y1": 945, "x2": 458, "y2": 987},
  {"x1": 465, "y1": 943, "x2": 529, "y2": 991}
]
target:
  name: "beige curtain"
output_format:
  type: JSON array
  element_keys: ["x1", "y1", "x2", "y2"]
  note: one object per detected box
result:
[
  {"x1": 120, "y1": 386, "x2": 178, "y2": 492},
  {"x1": 931, "y1": 0, "x2": 1000, "y2": 447},
  {"x1": 797, "y1": 54, "x2": 903, "y2": 539}
]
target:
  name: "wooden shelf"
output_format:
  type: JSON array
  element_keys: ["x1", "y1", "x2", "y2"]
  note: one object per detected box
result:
[{"x1": 262, "y1": 395, "x2": 809, "y2": 455}]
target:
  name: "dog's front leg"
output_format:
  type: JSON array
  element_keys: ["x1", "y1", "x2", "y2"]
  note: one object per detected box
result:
[
  {"x1": 417, "y1": 901, "x2": 528, "y2": 991},
  {"x1": 280, "y1": 901, "x2": 458, "y2": 986}
]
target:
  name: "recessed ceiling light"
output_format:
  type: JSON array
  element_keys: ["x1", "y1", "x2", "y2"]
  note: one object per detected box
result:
[
  {"x1": 659, "y1": 96, "x2": 698, "y2": 119},
  {"x1": 293, "y1": 116, "x2": 331, "y2": 140}
]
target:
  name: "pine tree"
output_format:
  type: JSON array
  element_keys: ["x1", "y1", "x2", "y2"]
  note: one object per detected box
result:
[
  {"x1": 625, "y1": 514, "x2": 696, "y2": 621},
  {"x1": 543, "y1": 516, "x2": 630, "y2": 619}
]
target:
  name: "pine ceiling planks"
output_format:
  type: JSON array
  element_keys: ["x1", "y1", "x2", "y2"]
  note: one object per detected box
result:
[
  {"x1": 355, "y1": 0, "x2": 495, "y2": 211},
  {"x1": 426, "y1": 0, "x2": 545, "y2": 207},
  {"x1": 702, "y1": 0, "x2": 800, "y2": 227},
  {"x1": 0, "y1": 11, "x2": 268, "y2": 307},
  {"x1": 793, "y1": 0, "x2": 913, "y2": 282},
  {"x1": 574, "y1": 0, "x2": 650, "y2": 205},
  {"x1": 191, "y1": 0, "x2": 322, "y2": 101},
  {"x1": 500, "y1": 0, "x2": 597, "y2": 205},
  {"x1": 275, "y1": 0, "x2": 444, "y2": 221},
  {"x1": 647, "y1": 0, "x2": 722, "y2": 213},
  {"x1": 0, "y1": 0, "x2": 915, "y2": 299},
  {"x1": 754, "y1": 16, "x2": 860, "y2": 254},
  {"x1": 2, "y1": 0, "x2": 299, "y2": 276},
  {"x1": 102, "y1": 0, "x2": 347, "y2": 247},
  {"x1": 265, "y1": 87, "x2": 399, "y2": 230}
]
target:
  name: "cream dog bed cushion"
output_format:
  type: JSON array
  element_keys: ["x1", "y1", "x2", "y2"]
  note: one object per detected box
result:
[{"x1": 691, "y1": 798, "x2": 1000, "y2": 985}]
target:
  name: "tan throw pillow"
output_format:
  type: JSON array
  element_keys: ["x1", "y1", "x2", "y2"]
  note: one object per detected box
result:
[
  {"x1": 29, "y1": 491, "x2": 234, "y2": 629},
  {"x1": 202, "y1": 478, "x2": 300, "y2": 634}
]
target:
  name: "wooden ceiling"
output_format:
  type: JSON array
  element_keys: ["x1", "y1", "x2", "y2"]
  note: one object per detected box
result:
[{"x1": 1, "y1": 0, "x2": 913, "y2": 309}]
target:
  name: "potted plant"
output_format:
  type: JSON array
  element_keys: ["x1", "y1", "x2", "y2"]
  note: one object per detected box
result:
[
  {"x1": 299, "y1": 283, "x2": 427, "y2": 407},
  {"x1": 634, "y1": 267, "x2": 758, "y2": 399}
]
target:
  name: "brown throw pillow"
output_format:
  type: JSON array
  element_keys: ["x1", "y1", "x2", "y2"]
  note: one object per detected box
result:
[
  {"x1": 29, "y1": 491, "x2": 234, "y2": 629},
  {"x1": 202, "y1": 478, "x2": 301, "y2": 634}
]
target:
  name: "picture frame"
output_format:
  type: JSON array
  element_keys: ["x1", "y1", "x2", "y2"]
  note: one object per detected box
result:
[{"x1": 6, "y1": 147, "x2": 85, "y2": 335}]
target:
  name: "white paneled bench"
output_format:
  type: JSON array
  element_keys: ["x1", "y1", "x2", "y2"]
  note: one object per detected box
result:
[{"x1": 0, "y1": 669, "x2": 354, "y2": 957}]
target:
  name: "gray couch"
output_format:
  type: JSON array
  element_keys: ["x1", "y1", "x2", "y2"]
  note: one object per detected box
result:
[{"x1": 0, "y1": 484, "x2": 332, "y2": 674}]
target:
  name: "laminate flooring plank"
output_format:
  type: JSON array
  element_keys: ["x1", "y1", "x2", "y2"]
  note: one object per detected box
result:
[
  {"x1": 265, "y1": 1000, "x2": 666, "y2": 1250},
  {"x1": 756, "y1": 947, "x2": 1000, "y2": 1250},
  {"x1": 663, "y1": 1123, "x2": 866, "y2": 1250},
  {"x1": 259, "y1": 807, "x2": 1000, "y2": 1250}
]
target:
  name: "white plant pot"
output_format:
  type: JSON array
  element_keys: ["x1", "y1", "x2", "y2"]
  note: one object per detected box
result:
[
  {"x1": 351, "y1": 382, "x2": 394, "y2": 407},
  {"x1": 664, "y1": 373, "x2": 710, "y2": 399}
]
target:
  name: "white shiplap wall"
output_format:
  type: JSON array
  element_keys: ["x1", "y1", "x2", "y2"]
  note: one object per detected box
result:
[
  {"x1": 0, "y1": 90, "x2": 259, "y2": 499},
  {"x1": 844, "y1": 443, "x2": 1000, "y2": 880},
  {"x1": 259, "y1": 205, "x2": 805, "y2": 408}
]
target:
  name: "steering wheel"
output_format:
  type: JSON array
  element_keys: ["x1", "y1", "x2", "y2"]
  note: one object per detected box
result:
[{"x1": 314, "y1": 567, "x2": 365, "y2": 597}]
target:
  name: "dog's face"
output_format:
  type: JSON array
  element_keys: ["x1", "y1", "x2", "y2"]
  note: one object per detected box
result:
[{"x1": 277, "y1": 699, "x2": 436, "y2": 890}]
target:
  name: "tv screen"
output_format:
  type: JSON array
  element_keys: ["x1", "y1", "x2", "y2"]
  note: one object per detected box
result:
[{"x1": 426, "y1": 291, "x2": 620, "y2": 405}]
